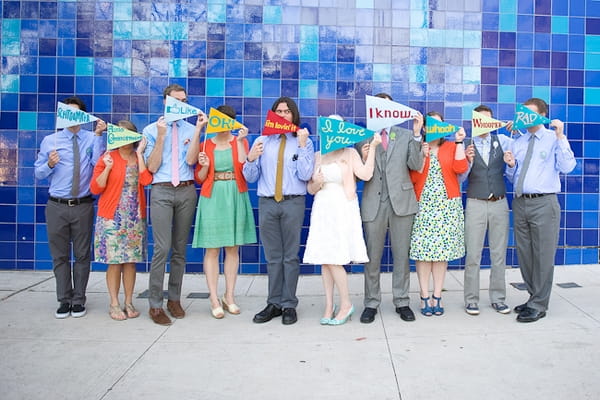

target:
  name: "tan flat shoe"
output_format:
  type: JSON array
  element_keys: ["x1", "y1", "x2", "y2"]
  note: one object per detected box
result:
[
  {"x1": 109, "y1": 305, "x2": 127, "y2": 321},
  {"x1": 124, "y1": 303, "x2": 140, "y2": 319},
  {"x1": 221, "y1": 296, "x2": 241, "y2": 315}
]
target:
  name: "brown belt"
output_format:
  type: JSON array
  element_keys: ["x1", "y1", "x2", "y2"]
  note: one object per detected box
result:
[
  {"x1": 153, "y1": 180, "x2": 194, "y2": 188},
  {"x1": 214, "y1": 171, "x2": 235, "y2": 181},
  {"x1": 475, "y1": 195, "x2": 505, "y2": 202}
]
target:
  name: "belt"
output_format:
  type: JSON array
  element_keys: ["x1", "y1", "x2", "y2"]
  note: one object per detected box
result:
[
  {"x1": 522, "y1": 193, "x2": 552, "y2": 199},
  {"x1": 153, "y1": 180, "x2": 194, "y2": 188},
  {"x1": 214, "y1": 171, "x2": 235, "y2": 181},
  {"x1": 475, "y1": 195, "x2": 505, "y2": 202},
  {"x1": 49, "y1": 195, "x2": 94, "y2": 206},
  {"x1": 262, "y1": 195, "x2": 303, "y2": 201}
]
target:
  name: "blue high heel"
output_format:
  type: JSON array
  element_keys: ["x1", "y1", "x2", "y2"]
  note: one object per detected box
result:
[
  {"x1": 420, "y1": 296, "x2": 433, "y2": 316},
  {"x1": 320, "y1": 304, "x2": 337, "y2": 325},
  {"x1": 328, "y1": 305, "x2": 354, "y2": 325},
  {"x1": 432, "y1": 295, "x2": 444, "y2": 316}
]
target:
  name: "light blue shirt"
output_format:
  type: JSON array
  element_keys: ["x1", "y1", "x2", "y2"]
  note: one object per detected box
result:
[
  {"x1": 505, "y1": 126, "x2": 576, "y2": 194},
  {"x1": 34, "y1": 128, "x2": 105, "y2": 198},
  {"x1": 243, "y1": 133, "x2": 315, "y2": 197},
  {"x1": 143, "y1": 119, "x2": 196, "y2": 184},
  {"x1": 460, "y1": 133, "x2": 513, "y2": 182}
]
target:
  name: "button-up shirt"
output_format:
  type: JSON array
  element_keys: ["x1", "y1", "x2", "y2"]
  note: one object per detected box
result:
[
  {"x1": 243, "y1": 133, "x2": 315, "y2": 197},
  {"x1": 143, "y1": 119, "x2": 196, "y2": 184},
  {"x1": 505, "y1": 126, "x2": 576, "y2": 194},
  {"x1": 34, "y1": 128, "x2": 105, "y2": 198}
]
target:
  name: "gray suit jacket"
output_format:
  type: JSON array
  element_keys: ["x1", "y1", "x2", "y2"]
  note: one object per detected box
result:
[{"x1": 357, "y1": 126, "x2": 423, "y2": 222}]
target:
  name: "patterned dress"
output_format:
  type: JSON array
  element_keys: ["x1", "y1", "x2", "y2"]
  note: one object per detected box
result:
[
  {"x1": 410, "y1": 153, "x2": 465, "y2": 261},
  {"x1": 94, "y1": 165, "x2": 147, "y2": 263},
  {"x1": 192, "y1": 148, "x2": 257, "y2": 248}
]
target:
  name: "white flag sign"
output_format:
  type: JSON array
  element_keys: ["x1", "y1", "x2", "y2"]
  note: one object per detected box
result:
[
  {"x1": 365, "y1": 95, "x2": 419, "y2": 132},
  {"x1": 164, "y1": 95, "x2": 202, "y2": 122}
]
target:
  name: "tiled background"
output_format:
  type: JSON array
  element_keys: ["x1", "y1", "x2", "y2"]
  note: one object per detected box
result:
[{"x1": 0, "y1": 0, "x2": 598, "y2": 273}]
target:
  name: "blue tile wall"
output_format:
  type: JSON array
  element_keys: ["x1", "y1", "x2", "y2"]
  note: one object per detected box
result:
[{"x1": 1, "y1": 0, "x2": 598, "y2": 272}]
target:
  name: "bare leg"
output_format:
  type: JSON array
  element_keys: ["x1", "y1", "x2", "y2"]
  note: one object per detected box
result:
[
  {"x1": 106, "y1": 264, "x2": 122, "y2": 307},
  {"x1": 432, "y1": 261, "x2": 448, "y2": 308},
  {"x1": 321, "y1": 265, "x2": 335, "y2": 319},
  {"x1": 330, "y1": 265, "x2": 353, "y2": 320},
  {"x1": 122, "y1": 263, "x2": 137, "y2": 305},
  {"x1": 204, "y1": 248, "x2": 221, "y2": 309},
  {"x1": 416, "y1": 261, "x2": 433, "y2": 309},
  {"x1": 223, "y1": 246, "x2": 239, "y2": 305}
]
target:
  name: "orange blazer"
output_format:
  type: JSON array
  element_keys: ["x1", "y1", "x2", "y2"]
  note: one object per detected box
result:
[
  {"x1": 194, "y1": 136, "x2": 249, "y2": 197},
  {"x1": 90, "y1": 150, "x2": 153, "y2": 219},
  {"x1": 410, "y1": 141, "x2": 468, "y2": 201}
]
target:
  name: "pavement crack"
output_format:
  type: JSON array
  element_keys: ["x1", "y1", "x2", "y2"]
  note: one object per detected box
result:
[{"x1": 0, "y1": 275, "x2": 54, "y2": 302}]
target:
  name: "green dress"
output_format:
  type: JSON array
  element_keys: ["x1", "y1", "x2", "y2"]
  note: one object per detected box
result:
[
  {"x1": 192, "y1": 148, "x2": 257, "y2": 248},
  {"x1": 409, "y1": 153, "x2": 465, "y2": 262}
]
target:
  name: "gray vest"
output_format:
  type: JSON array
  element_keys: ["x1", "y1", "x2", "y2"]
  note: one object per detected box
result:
[{"x1": 465, "y1": 135, "x2": 506, "y2": 199}]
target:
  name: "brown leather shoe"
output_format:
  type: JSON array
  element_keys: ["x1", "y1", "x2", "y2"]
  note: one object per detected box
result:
[
  {"x1": 167, "y1": 300, "x2": 185, "y2": 319},
  {"x1": 149, "y1": 308, "x2": 172, "y2": 325}
]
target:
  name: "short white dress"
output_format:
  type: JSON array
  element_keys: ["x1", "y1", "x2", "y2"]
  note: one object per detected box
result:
[{"x1": 303, "y1": 162, "x2": 369, "y2": 265}]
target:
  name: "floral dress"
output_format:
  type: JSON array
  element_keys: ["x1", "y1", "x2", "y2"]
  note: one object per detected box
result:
[
  {"x1": 410, "y1": 153, "x2": 465, "y2": 261},
  {"x1": 94, "y1": 165, "x2": 147, "y2": 263}
]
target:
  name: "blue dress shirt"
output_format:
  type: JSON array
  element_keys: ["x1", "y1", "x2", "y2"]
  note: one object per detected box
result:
[
  {"x1": 34, "y1": 128, "x2": 105, "y2": 198},
  {"x1": 143, "y1": 119, "x2": 196, "y2": 184},
  {"x1": 505, "y1": 126, "x2": 576, "y2": 194},
  {"x1": 243, "y1": 133, "x2": 315, "y2": 197}
]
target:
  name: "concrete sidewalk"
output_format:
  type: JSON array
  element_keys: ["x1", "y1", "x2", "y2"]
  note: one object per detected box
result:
[{"x1": 1, "y1": 265, "x2": 599, "y2": 400}]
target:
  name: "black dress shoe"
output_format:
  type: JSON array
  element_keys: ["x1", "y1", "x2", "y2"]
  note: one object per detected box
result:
[
  {"x1": 516, "y1": 307, "x2": 546, "y2": 323},
  {"x1": 396, "y1": 306, "x2": 416, "y2": 322},
  {"x1": 514, "y1": 303, "x2": 527, "y2": 313},
  {"x1": 360, "y1": 307, "x2": 377, "y2": 323},
  {"x1": 253, "y1": 304, "x2": 282, "y2": 323},
  {"x1": 282, "y1": 308, "x2": 297, "y2": 325}
]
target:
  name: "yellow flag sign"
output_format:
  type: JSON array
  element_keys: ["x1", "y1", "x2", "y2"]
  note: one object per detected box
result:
[
  {"x1": 107, "y1": 123, "x2": 143, "y2": 150},
  {"x1": 471, "y1": 110, "x2": 507, "y2": 137},
  {"x1": 206, "y1": 107, "x2": 244, "y2": 133}
]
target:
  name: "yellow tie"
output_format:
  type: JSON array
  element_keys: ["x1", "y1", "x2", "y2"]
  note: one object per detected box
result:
[{"x1": 274, "y1": 134, "x2": 286, "y2": 202}]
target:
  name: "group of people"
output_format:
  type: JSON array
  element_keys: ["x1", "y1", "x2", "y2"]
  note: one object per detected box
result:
[{"x1": 34, "y1": 87, "x2": 576, "y2": 326}]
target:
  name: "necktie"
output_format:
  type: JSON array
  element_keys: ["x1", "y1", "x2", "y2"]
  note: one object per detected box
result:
[
  {"x1": 171, "y1": 122, "x2": 180, "y2": 187},
  {"x1": 381, "y1": 129, "x2": 388, "y2": 151},
  {"x1": 274, "y1": 134, "x2": 286, "y2": 202},
  {"x1": 71, "y1": 134, "x2": 80, "y2": 198},
  {"x1": 515, "y1": 133, "x2": 536, "y2": 197}
]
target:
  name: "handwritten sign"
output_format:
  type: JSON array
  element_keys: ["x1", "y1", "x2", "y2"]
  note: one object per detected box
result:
[
  {"x1": 262, "y1": 110, "x2": 299, "y2": 135},
  {"x1": 365, "y1": 95, "x2": 419, "y2": 132},
  {"x1": 511, "y1": 103, "x2": 551, "y2": 130},
  {"x1": 471, "y1": 110, "x2": 507, "y2": 137},
  {"x1": 425, "y1": 115, "x2": 459, "y2": 142},
  {"x1": 164, "y1": 95, "x2": 202, "y2": 122},
  {"x1": 319, "y1": 116, "x2": 374, "y2": 154},
  {"x1": 56, "y1": 102, "x2": 99, "y2": 129},
  {"x1": 205, "y1": 108, "x2": 244, "y2": 133},
  {"x1": 107, "y1": 123, "x2": 143, "y2": 150}
]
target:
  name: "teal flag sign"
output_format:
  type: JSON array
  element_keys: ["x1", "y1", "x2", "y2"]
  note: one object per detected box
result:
[
  {"x1": 511, "y1": 103, "x2": 552, "y2": 130},
  {"x1": 318, "y1": 117, "x2": 374, "y2": 154},
  {"x1": 425, "y1": 115, "x2": 459, "y2": 142},
  {"x1": 56, "y1": 102, "x2": 99, "y2": 129}
]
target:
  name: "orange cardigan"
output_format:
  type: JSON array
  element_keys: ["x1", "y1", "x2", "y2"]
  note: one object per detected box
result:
[
  {"x1": 90, "y1": 150, "x2": 153, "y2": 219},
  {"x1": 410, "y1": 141, "x2": 468, "y2": 201},
  {"x1": 194, "y1": 137, "x2": 249, "y2": 197}
]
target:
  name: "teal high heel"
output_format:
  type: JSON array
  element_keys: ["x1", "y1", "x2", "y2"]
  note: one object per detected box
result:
[
  {"x1": 432, "y1": 295, "x2": 444, "y2": 316},
  {"x1": 420, "y1": 296, "x2": 433, "y2": 316},
  {"x1": 328, "y1": 305, "x2": 354, "y2": 326},
  {"x1": 320, "y1": 304, "x2": 337, "y2": 325}
]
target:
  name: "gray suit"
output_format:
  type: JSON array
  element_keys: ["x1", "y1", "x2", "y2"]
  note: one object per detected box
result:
[{"x1": 358, "y1": 126, "x2": 423, "y2": 308}]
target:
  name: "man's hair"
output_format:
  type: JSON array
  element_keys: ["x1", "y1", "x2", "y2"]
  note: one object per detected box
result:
[
  {"x1": 474, "y1": 104, "x2": 493, "y2": 117},
  {"x1": 217, "y1": 105, "x2": 236, "y2": 120},
  {"x1": 163, "y1": 84, "x2": 187, "y2": 99},
  {"x1": 271, "y1": 96, "x2": 300, "y2": 126},
  {"x1": 523, "y1": 98, "x2": 548, "y2": 116},
  {"x1": 63, "y1": 97, "x2": 87, "y2": 112},
  {"x1": 375, "y1": 92, "x2": 393, "y2": 101}
]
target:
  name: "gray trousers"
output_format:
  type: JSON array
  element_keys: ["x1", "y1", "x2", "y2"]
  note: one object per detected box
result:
[
  {"x1": 363, "y1": 199, "x2": 414, "y2": 308},
  {"x1": 148, "y1": 185, "x2": 197, "y2": 309},
  {"x1": 463, "y1": 198, "x2": 509, "y2": 305},
  {"x1": 258, "y1": 196, "x2": 305, "y2": 309},
  {"x1": 512, "y1": 194, "x2": 560, "y2": 312},
  {"x1": 45, "y1": 200, "x2": 94, "y2": 305}
]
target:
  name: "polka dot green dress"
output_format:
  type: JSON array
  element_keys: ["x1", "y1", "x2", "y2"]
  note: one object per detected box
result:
[{"x1": 410, "y1": 153, "x2": 465, "y2": 262}]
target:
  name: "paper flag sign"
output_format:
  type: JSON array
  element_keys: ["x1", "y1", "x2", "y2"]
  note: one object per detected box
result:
[
  {"x1": 106, "y1": 123, "x2": 143, "y2": 150},
  {"x1": 365, "y1": 95, "x2": 419, "y2": 132},
  {"x1": 471, "y1": 110, "x2": 507, "y2": 137},
  {"x1": 205, "y1": 108, "x2": 244, "y2": 134},
  {"x1": 319, "y1": 116, "x2": 375, "y2": 155},
  {"x1": 164, "y1": 95, "x2": 202, "y2": 122},
  {"x1": 425, "y1": 115, "x2": 459, "y2": 142},
  {"x1": 56, "y1": 102, "x2": 99, "y2": 129},
  {"x1": 511, "y1": 103, "x2": 551, "y2": 130},
  {"x1": 262, "y1": 110, "x2": 299, "y2": 135}
]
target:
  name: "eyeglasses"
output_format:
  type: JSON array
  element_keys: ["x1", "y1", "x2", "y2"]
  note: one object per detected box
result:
[{"x1": 275, "y1": 109, "x2": 292, "y2": 115}]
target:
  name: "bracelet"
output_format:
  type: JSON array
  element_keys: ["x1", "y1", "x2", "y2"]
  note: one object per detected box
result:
[{"x1": 455, "y1": 141, "x2": 463, "y2": 144}]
